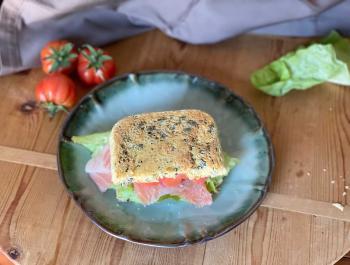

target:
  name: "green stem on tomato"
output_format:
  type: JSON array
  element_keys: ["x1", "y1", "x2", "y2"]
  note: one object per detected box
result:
[
  {"x1": 80, "y1": 44, "x2": 112, "y2": 71},
  {"x1": 46, "y1": 43, "x2": 77, "y2": 73},
  {"x1": 40, "y1": 102, "x2": 69, "y2": 118}
]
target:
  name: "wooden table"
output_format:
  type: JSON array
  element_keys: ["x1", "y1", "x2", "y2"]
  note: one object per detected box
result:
[{"x1": 0, "y1": 30, "x2": 350, "y2": 265}]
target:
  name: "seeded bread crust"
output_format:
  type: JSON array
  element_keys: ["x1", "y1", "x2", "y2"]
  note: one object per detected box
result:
[{"x1": 110, "y1": 109, "x2": 228, "y2": 185}]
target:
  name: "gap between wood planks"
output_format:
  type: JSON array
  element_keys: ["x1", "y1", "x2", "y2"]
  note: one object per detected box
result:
[{"x1": 0, "y1": 145, "x2": 349, "y2": 222}]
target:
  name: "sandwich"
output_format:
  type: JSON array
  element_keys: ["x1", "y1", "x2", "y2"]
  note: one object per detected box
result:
[{"x1": 72, "y1": 109, "x2": 238, "y2": 207}]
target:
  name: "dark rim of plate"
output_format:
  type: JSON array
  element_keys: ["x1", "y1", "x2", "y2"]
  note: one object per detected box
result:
[{"x1": 57, "y1": 70, "x2": 275, "y2": 248}]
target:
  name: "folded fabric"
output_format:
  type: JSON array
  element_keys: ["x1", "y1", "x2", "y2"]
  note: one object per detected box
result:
[{"x1": 0, "y1": 0, "x2": 347, "y2": 75}]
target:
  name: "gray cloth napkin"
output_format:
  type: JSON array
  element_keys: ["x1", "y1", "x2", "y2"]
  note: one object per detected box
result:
[{"x1": 0, "y1": 0, "x2": 347, "y2": 75}]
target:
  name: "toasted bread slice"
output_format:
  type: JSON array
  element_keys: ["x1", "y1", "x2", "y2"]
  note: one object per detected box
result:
[{"x1": 110, "y1": 109, "x2": 228, "y2": 185}]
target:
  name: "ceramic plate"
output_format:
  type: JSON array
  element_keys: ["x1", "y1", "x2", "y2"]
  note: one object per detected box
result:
[{"x1": 58, "y1": 71, "x2": 274, "y2": 247}]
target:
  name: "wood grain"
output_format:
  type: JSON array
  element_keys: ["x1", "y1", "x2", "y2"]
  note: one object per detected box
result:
[
  {"x1": 1, "y1": 162, "x2": 349, "y2": 265},
  {"x1": 261, "y1": 193, "x2": 350, "y2": 222},
  {"x1": 2, "y1": 146, "x2": 350, "y2": 222},
  {"x1": 0, "y1": 145, "x2": 57, "y2": 170},
  {"x1": 0, "y1": 30, "x2": 350, "y2": 264}
]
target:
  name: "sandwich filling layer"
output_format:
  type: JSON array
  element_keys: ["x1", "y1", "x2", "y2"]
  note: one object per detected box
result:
[{"x1": 83, "y1": 143, "x2": 237, "y2": 207}]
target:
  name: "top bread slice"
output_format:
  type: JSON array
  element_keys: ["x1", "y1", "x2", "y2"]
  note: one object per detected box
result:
[{"x1": 110, "y1": 109, "x2": 228, "y2": 185}]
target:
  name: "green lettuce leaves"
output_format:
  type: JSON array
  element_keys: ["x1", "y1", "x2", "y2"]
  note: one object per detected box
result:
[
  {"x1": 250, "y1": 31, "x2": 350, "y2": 96},
  {"x1": 223, "y1": 152, "x2": 239, "y2": 171},
  {"x1": 205, "y1": 176, "x2": 223, "y2": 193},
  {"x1": 158, "y1": 194, "x2": 181, "y2": 202},
  {"x1": 113, "y1": 184, "x2": 141, "y2": 203},
  {"x1": 72, "y1": 131, "x2": 110, "y2": 156},
  {"x1": 205, "y1": 153, "x2": 239, "y2": 193}
]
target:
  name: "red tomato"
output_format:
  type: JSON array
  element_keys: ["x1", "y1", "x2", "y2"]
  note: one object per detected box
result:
[
  {"x1": 77, "y1": 44, "x2": 116, "y2": 85},
  {"x1": 160, "y1": 174, "x2": 187, "y2": 187},
  {"x1": 35, "y1": 73, "x2": 77, "y2": 117},
  {"x1": 40, "y1": 40, "x2": 78, "y2": 74}
]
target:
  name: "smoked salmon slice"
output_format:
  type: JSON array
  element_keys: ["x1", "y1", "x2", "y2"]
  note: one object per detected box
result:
[
  {"x1": 85, "y1": 145, "x2": 112, "y2": 192},
  {"x1": 134, "y1": 175, "x2": 212, "y2": 207}
]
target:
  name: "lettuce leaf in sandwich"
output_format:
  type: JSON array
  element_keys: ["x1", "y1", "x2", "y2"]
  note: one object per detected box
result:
[{"x1": 72, "y1": 131, "x2": 110, "y2": 156}]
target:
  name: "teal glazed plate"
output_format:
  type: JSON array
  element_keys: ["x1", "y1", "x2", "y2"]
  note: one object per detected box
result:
[{"x1": 58, "y1": 71, "x2": 274, "y2": 247}]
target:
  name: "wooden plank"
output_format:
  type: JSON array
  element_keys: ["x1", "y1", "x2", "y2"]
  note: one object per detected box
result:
[
  {"x1": 117, "y1": 243, "x2": 205, "y2": 265},
  {"x1": 2, "y1": 145, "x2": 350, "y2": 222},
  {"x1": 262, "y1": 193, "x2": 350, "y2": 223},
  {"x1": 0, "y1": 145, "x2": 57, "y2": 170},
  {"x1": 0, "y1": 162, "x2": 205, "y2": 265},
  {"x1": 0, "y1": 69, "x2": 65, "y2": 153},
  {"x1": 0, "y1": 162, "x2": 124, "y2": 265},
  {"x1": 203, "y1": 208, "x2": 350, "y2": 265},
  {"x1": 1, "y1": 162, "x2": 349, "y2": 265},
  {"x1": 1, "y1": 146, "x2": 350, "y2": 264}
]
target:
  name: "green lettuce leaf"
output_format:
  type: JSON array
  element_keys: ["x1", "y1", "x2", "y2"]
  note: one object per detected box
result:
[
  {"x1": 206, "y1": 153, "x2": 238, "y2": 193},
  {"x1": 223, "y1": 152, "x2": 239, "y2": 171},
  {"x1": 206, "y1": 176, "x2": 223, "y2": 193},
  {"x1": 321, "y1": 31, "x2": 350, "y2": 85},
  {"x1": 113, "y1": 184, "x2": 141, "y2": 203},
  {"x1": 72, "y1": 131, "x2": 110, "y2": 155},
  {"x1": 250, "y1": 31, "x2": 350, "y2": 96},
  {"x1": 158, "y1": 194, "x2": 181, "y2": 201}
]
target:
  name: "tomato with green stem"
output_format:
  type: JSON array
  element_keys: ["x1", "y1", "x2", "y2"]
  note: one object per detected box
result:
[
  {"x1": 77, "y1": 44, "x2": 117, "y2": 85},
  {"x1": 35, "y1": 73, "x2": 77, "y2": 118},
  {"x1": 40, "y1": 40, "x2": 78, "y2": 74}
]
